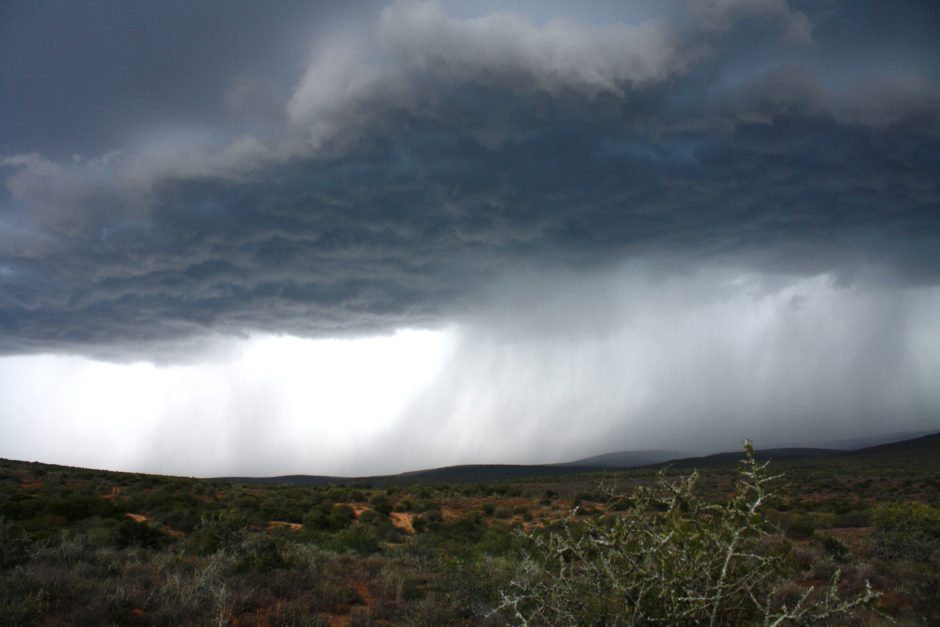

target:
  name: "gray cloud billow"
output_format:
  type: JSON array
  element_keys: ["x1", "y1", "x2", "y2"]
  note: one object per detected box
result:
[{"x1": 1, "y1": 0, "x2": 939, "y2": 359}]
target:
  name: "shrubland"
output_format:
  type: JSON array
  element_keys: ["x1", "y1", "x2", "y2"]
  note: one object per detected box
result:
[{"x1": 0, "y1": 439, "x2": 938, "y2": 625}]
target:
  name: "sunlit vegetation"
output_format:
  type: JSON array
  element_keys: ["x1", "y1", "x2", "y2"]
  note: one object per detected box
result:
[{"x1": 1, "y1": 436, "x2": 938, "y2": 625}]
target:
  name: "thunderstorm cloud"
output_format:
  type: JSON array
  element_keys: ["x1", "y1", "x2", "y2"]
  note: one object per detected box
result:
[{"x1": 0, "y1": 0, "x2": 937, "y2": 474}]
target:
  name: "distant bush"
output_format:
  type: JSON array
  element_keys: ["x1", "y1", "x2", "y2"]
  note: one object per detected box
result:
[
  {"x1": 358, "y1": 509, "x2": 385, "y2": 526},
  {"x1": 370, "y1": 494, "x2": 392, "y2": 515},
  {"x1": 872, "y1": 501, "x2": 940, "y2": 621},
  {"x1": 185, "y1": 510, "x2": 248, "y2": 555},
  {"x1": 413, "y1": 509, "x2": 443, "y2": 533},
  {"x1": 234, "y1": 533, "x2": 287, "y2": 573},
  {"x1": 112, "y1": 518, "x2": 168, "y2": 549},
  {"x1": 331, "y1": 527, "x2": 380, "y2": 555},
  {"x1": 785, "y1": 513, "x2": 816, "y2": 540},
  {"x1": 415, "y1": 499, "x2": 438, "y2": 513},
  {"x1": 872, "y1": 501, "x2": 940, "y2": 561},
  {"x1": 0, "y1": 518, "x2": 31, "y2": 568},
  {"x1": 832, "y1": 509, "x2": 871, "y2": 528},
  {"x1": 492, "y1": 506, "x2": 511, "y2": 520},
  {"x1": 816, "y1": 534, "x2": 850, "y2": 562},
  {"x1": 324, "y1": 487, "x2": 350, "y2": 503},
  {"x1": 0, "y1": 574, "x2": 47, "y2": 625},
  {"x1": 497, "y1": 442, "x2": 876, "y2": 625},
  {"x1": 303, "y1": 504, "x2": 355, "y2": 531},
  {"x1": 332, "y1": 505, "x2": 356, "y2": 523}
]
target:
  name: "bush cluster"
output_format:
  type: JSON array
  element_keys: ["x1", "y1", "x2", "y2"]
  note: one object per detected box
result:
[{"x1": 497, "y1": 442, "x2": 876, "y2": 625}]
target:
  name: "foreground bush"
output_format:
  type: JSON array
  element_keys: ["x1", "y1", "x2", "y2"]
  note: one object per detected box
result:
[
  {"x1": 872, "y1": 501, "x2": 940, "y2": 622},
  {"x1": 497, "y1": 442, "x2": 876, "y2": 625}
]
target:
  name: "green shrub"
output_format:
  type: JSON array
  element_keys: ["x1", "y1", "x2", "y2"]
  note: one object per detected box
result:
[
  {"x1": 185, "y1": 510, "x2": 248, "y2": 555},
  {"x1": 302, "y1": 508, "x2": 332, "y2": 531},
  {"x1": 112, "y1": 518, "x2": 168, "y2": 549},
  {"x1": 832, "y1": 509, "x2": 870, "y2": 528},
  {"x1": 330, "y1": 505, "x2": 356, "y2": 529},
  {"x1": 304, "y1": 504, "x2": 355, "y2": 531},
  {"x1": 234, "y1": 533, "x2": 287, "y2": 572},
  {"x1": 871, "y1": 501, "x2": 940, "y2": 621},
  {"x1": 497, "y1": 442, "x2": 876, "y2": 626},
  {"x1": 785, "y1": 513, "x2": 816, "y2": 540},
  {"x1": 816, "y1": 534, "x2": 850, "y2": 562},
  {"x1": 331, "y1": 527, "x2": 381, "y2": 555},
  {"x1": 872, "y1": 501, "x2": 940, "y2": 561},
  {"x1": 0, "y1": 518, "x2": 31, "y2": 568},
  {"x1": 370, "y1": 495, "x2": 392, "y2": 516},
  {"x1": 413, "y1": 509, "x2": 443, "y2": 533},
  {"x1": 358, "y1": 509, "x2": 385, "y2": 526},
  {"x1": 492, "y1": 506, "x2": 511, "y2": 520},
  {"x1": 0, "y1": 574, "x2": 47, "y2": 625}
]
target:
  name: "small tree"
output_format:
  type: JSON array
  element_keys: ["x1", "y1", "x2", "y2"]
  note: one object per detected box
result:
[{"x1": 497, "y1": 441, "x2": 876, "y2": 625}]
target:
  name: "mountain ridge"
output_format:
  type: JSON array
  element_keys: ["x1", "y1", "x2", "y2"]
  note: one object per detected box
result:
[{"x1": 214, "y1": 430, "x2": 940, "y2": 486}]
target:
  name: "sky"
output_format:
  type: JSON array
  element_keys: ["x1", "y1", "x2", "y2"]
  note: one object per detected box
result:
[{"x1": 0, "y1": 0, "x2": 938, "y2": 477}]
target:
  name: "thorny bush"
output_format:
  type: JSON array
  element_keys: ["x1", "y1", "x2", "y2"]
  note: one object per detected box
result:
[{"x1": 497, "y1": 441, "x2": 876, "y2": 626}]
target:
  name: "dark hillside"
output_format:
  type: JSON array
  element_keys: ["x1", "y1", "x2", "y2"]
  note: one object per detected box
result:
[
  {"x1": 841, "y1": 431, "x2": 940, "y2": 469},
  {"x1": 559, "y1": 450, "x2": 681, "y2": 468},
  {"x1": 659, "y1": 447, "x2": 843, "y2": 469}
]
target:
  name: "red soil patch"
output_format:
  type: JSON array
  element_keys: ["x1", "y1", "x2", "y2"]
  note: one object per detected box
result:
[
  {"x1": 126, "y1": 513, "x2": 147, "y2": 523},
  {"x1": 19, "y1": 480, "x2": 43, "y2": 490},
  {"x1": 352, "y1": 581, "x2": 372, "y2": 607},
  {"x1": 348, "y1": 504, "x2": 369, "y2": 519},
  {"x1": 441, "y1": 507, "x2": 462, "y2": 523},
  {"x1": 389, "y1": 512, "x2": 415, "y2": 534},
  {"x1": 266, "y1": 520, "x2": 303, "y2": 532}
]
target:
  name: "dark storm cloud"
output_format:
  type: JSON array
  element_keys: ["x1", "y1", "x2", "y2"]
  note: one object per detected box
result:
[
  {"x1": 1, "y1": 0, "x2": 938, "y2": 358},
  {"x1": 0, "y1": 0, "x2": 368, "y2": 158}
]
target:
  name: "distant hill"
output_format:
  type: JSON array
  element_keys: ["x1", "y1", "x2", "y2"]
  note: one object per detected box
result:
[
  {"x1": 560, "y1": 450, "x2": 683, "y2": 468},
  {"x1": 656, "y1": 447, "x2": 844, "y2": 469},
  {"x1": 809, "y1": 430, "x2": 938, "y2": 451},
  {"x1": 217, "y1": 464, "x2": 611, "y2": 487},
  {"x1": 212, "y1": 431, "x2": 940, "y2": 486},
  {"x1": 840, "y1": 431, "x2": 940, "y2": 468},
  {"x1": 6, "y1": 431, "x2": 938, "y2": 490},
  {"x1": 217, "y1": 474, "x2": 349, "y2": 486},
  {"x1": 395, "y1": 464, "x2": 606, "y2": 484},
  {"x1": 646, "y1": 432, "x2": 940, "y2": 471},
  {"x1": 845, "y1": 431, "x2": 940, "y2": 455}
]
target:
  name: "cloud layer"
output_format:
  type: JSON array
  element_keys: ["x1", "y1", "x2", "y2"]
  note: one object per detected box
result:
[{"x1": 2, "y1": 0, "x2": 938, "y2": 358}]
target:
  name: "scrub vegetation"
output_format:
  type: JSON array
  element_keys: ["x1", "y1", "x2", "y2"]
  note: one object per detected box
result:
[{"x1": 1, "y1": 436, "x2": 938, "y2": 625}]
